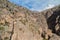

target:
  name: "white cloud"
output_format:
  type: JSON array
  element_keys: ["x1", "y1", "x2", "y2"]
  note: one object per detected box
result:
[
  {"x1": 30, "y1": 4, "x2": 55, "y2": 12},
  {"x1": 45, "y1": 4, "x2": 55, "y2": 9}
]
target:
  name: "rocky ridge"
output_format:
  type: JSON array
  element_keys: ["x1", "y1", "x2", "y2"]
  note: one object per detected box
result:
[{"x1": 0, "y1": 0, "x2": 60, "y2": 40}]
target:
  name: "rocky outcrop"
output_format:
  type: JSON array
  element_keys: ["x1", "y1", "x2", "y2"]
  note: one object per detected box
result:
[
  {"x1": 49, "y1": 34, "x2": 60, "y2": 40},
  {"x1": 0, "y1": 0, "x2": 60, "y2": 40}
]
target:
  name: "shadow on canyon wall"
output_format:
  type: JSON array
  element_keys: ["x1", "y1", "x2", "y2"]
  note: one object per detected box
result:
[{"x1": 47, "y1": 10, "x2": 60, "y2": 36}]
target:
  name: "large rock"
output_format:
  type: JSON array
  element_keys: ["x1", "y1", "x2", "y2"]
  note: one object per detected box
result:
[
  {"x1": 0, "y1": 0, "x2": 60, "y2": 40},
  {"x1": 49, "y1": 34, "x2": 60, "y2": 40}
]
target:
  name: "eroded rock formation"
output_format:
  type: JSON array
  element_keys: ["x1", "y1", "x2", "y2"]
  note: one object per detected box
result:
[{"x1": 0, "y1": 0, "x2": 60, "y2": 40}]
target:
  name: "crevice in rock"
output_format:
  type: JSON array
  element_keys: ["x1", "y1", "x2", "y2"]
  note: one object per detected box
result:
[
  {"x1": 47, "y1": 10, "x2": 60, "y2": 36},
  {"x1": 9, "y1": 21, "x2": 14, "y2": 40}
]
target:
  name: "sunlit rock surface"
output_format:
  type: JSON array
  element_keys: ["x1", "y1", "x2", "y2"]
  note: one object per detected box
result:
[{"x1": 0, "y1": 0, "x2": 60, "y2": 40}]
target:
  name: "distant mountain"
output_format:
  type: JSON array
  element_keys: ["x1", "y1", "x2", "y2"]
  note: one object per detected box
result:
[{"x1": 0, "y1": 0, "x2": 60, "y2": 40}]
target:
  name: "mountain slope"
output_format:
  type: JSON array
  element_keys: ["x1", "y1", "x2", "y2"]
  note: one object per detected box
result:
[{"x1": 0, "y1": 0, "x2": 60, "y2": 40}]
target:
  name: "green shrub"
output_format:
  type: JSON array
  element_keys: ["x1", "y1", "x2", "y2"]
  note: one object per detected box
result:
[
  {"x1": 4, "y1": 37, "x2": 9, "y2": 40},
  {"x1": 43, "y1": 38, "x2": 48, "y2": 40},
  {"x1": 0, "y1": 27, "x2": 4, "y2": 30}
]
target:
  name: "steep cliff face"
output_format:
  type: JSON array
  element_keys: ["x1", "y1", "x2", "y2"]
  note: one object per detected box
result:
[{"x1": 0, "y1": 0, "x2": 60, "y2": 40}]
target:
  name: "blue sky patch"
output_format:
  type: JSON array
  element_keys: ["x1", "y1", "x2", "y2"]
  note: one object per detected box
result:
[{"x1": 8, "y1": 0, "x2": 60, "y2": 11}]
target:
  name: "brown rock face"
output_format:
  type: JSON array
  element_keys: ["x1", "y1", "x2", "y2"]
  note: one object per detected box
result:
[{"x1": 0, "y1": 0, "x2": 60, "y2": 40}]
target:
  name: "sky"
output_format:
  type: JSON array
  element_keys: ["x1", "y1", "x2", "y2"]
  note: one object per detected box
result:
[{"x1": 8, "y1": 0, "x2": 60, "y2": 11}]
